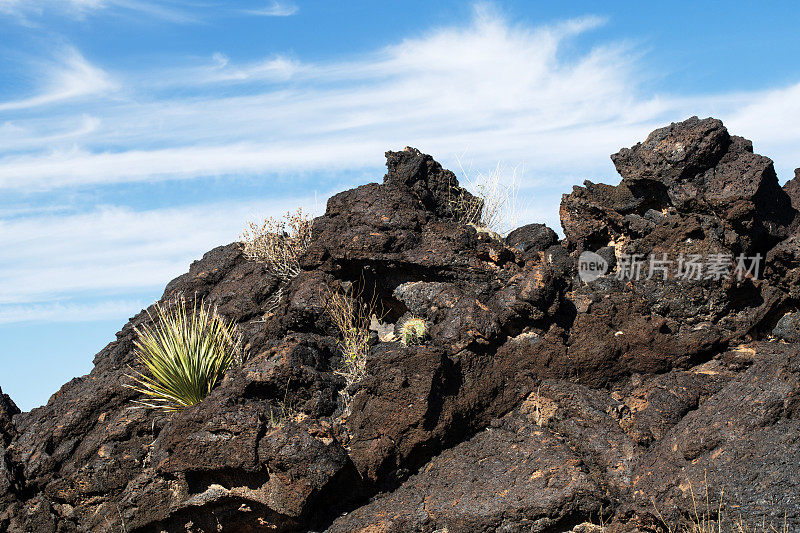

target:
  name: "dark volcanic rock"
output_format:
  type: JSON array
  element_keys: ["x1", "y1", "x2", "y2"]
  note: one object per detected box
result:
[
  {"x1": 329, "y1": 403, "x2": 607, "y2": 533},
  {"x1": 784, "y1": 168, "x2": 800, "y2": 210},
  {"x1": 0, "y1": 388, "x2": 19, "y2": 530},
  {"x1": 610, "y1": 117, "x2": 731, "y2": 189},
  {"x1": 0, "y1": 386, "x2": 19, "y2": 446},
  {"x1": 765, "y1": 232, "x2": 800, "y2": 302},
  {"x1": 630, "y1": 342, "x2": 800, "y2": 530},
  {"x1": 773, "y1": 311, "x2": 800, "y2": 342},
  {"x1": 506, "y1": 222, "x2": 559, "y2": 254},
  {"x1": 383, "y1": 146, "x2": 481, "y2": 219},
  {"x1": 3, "y1": 117, "x2": 800, "y2": 532},
  {"x1": 564, "y1": 117, "x2": 796, "y2": 254},
  {"x1": 344, "y1": 338, "x2": 539, "y2": 488},
  {"x1": 616, "y1": 367, "x2": 731, "y2": 447},
  {"x1": 554, "y1": 117, "x2": 796, "y2": 390},
  {"x1": 0, "y1": 244, "x2": 296, "y2": 532}
]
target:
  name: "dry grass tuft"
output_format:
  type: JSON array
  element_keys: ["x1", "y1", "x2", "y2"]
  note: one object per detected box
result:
[
  {"x1": 651, "y1": 476, "x2": 790, "y2": 533},
  {"x1": 324, "y1": 283, "x2": 378, "y2": 414},
  {"x1": 449, "y1": 159, "x2": 521, "y2": 237},
  {"x1": 240, "y1": 208, "x2": 312, "y2": 282},
  {"x1": 267, "y1": 383, "x2": 306, "y2": 429},
  {"x1": 447, "y1": 183, "x2": 484, "y2": 228}
]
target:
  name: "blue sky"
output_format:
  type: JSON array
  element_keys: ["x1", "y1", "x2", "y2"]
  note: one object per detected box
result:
[{"x1": 2, "y1": 1, "x2": 800, "y2": 411}]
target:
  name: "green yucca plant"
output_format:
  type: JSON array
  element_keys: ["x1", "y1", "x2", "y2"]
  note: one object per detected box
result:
[{"x1": 126, "y1": 299, "x2": 242, "y2": 412}]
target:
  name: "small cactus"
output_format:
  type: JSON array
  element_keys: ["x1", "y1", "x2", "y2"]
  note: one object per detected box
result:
[{"x1": 400, "y1": 317, "x2": 427, "y2": 346}]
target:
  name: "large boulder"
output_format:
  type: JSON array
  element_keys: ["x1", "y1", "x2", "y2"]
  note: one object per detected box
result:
[
  {"x1": 563, "y1": 116, "x2": 797, "y2": 253},
  {"x1": 629, "y1": 342, "x2": 800, "y2": 530},
  {"x1": 0, "y1": 387, "x2": 20, "y2": 529},
  {"x1": 506, "y1": 222, "x2": 559, "y2": 254},
  {"x1": 383, "y1": 146, "x2": 482, "y2": 219},
  {"x1": 783, "y1": 168, "x2": 800, "y2": 210},
  {"x1": 548, "y1": 117, "x2": 797, "y2": 389},
  {"x1": 329, "y1": 402, "x2": 607, "y2": 533}
]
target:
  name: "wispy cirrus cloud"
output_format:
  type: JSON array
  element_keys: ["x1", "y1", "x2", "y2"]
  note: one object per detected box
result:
[
  {"x1": 0, "y1": 12, "x2": 650, "y2": 193},
  {"x1": 0, "y1": 197, "x2": 319, "y2": 309},
  {"x1": 241, "y1": 1, "x2": 298, "y2": 17},
  {"x1": 3, "y1": 4, "x2": 800, "y2": 327},
  {"x1": 0, "y1": 0, "x2": 103, "y2": 18},
  {"x1": 0, "y1": 47, "x2": 116, "y2": 112},
  {"x1": 0, "y1": 0, "x2": 201, "y2": 23},
  {"x1": 0, "y1": 299, "x2": 147, "y2": 325},
  {"x1": 0, "y1": 0, "x2": 298, "y2": 23},
  {"x1": 199, "y1": 54, "x2": 300, "y2": 83},
  {"x1": 3, "y1": 7, "x2": 798, "y2": 197}
]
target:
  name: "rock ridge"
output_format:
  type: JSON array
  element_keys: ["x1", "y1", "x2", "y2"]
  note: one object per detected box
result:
[{"x1": 2, "y1": 117, "x2": 800, "y2": 532}]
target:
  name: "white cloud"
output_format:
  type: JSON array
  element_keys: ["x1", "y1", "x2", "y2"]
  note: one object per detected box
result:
[
  {"x1": 724, "y1": 84, "x2": 800, "y2": 174},
  {"x1": 0, "y1": 197, "x2": 319, "y2": 308},
  {"x1": 6, "y1": 8, "x2": 795, "y2": 197},
  {"x1": 0, "y1": 140, "x2": 392, "y2": 190},
  {"x1": 0, "y1": 299, "x2": 146, "y2": 325},
  {"x1": 0, "y1": 48, "x2": 116, "y2": 112},
  {"x1": 0, "y1": 12, "x2": 659, "y2": 191},
  {"x1": 201, "y1": 55, "x2": 300, "y2": 83},
  {"x1": 0, "y1": 0, "x2": 200, "y2": 23},
  {"x1": 3, "y1": 5, "x2": 800, "y2": 324},
  {"x1": 0, "y1": 0, "x2": 105, "y2": 18},
  {"x1": 0, "y1": 0, "x2": 299, "y2": 23},
  {"x1": 242, "y1": 1, "x2": 298, "y2": 17}
]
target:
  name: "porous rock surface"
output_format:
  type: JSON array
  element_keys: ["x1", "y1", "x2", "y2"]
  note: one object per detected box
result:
[{"x1": 2, "y1": 119, "x2": 800, "y2": 532}]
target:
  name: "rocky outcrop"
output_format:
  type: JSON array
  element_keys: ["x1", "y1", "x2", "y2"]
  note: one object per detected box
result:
[
  {"x1": 328, "y1": 402, "x2": 608, "y2": 533},
  {"x1": 563, "y1": 117, "x2": 796, "y2": 253},
  {"x1": 2, "y1": 119, "x2": 800, "y2": 532},
  {"x1": 630, "y1": 342, "x2": 800, "y2": 527},
  {"x1": 784, "y1": 168, "x2": 800, "y2": 210},
  {"x1": 0, "y1": 387, "x2": 20, "y2": 520},
  {"x1": 0, "y1": 387, "x2": 18, "y2": 445},
  {"x1": 506, "y1": 222, "x2": 559, "y2": 255}
]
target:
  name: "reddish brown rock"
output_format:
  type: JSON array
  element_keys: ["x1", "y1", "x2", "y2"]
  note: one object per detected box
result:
[
  {"x1": 629, "y1": 342, "x2": 800, "y2": 530},
  {"x1": 783, "y1": 168, "x2": 800, "y2": 210},
  {"x1": 329, "y1": 404, "x2": 608, "y2": 533},
  {"x1": 0, "y1": 387, "x2": 18, "y2": 446}
]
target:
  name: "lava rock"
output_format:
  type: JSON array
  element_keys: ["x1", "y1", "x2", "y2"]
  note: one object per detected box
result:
[
  {"x1": 610, "y1": 116, "x2": 731, "y2": 188},
  {"x1": 562, "y1": 116, "x2": 797, "y2": 254},
  {"x1": 630, "y1": 342, "x2": 800, "y2": 529},
  {"x1": 384, "y1": 146, "x2": 481, "y2": 220},
  {"x1": 4, "y1": 119, "x2": 800, "y2": 531},
  {"x1": 784, "y1": 168, "x2": 800, "y2": 210},
  {"x1": 773, "y1": 311, "x2": 800, "y2": 343},
  {"x1": 328, "y1": 405, "x2": 607, "y2": 533},
  {"x1": 506, "y1": 222, "x2": 559, "y2": 253},
  {"x1": 0, "y1": 387, "x2": 19, "y2": 446}
]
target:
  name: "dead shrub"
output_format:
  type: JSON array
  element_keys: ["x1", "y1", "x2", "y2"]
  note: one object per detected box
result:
[{"x1": 240, "y1": 208, "x2": 312, "y2": 282}]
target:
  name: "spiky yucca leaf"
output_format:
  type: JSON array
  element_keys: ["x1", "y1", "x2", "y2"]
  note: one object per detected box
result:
[{"x1": 126, "y1": 299, "x2": 242, "y2": 412}]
